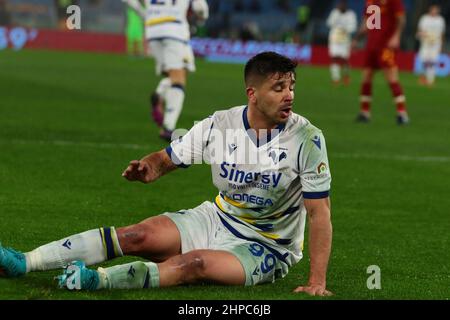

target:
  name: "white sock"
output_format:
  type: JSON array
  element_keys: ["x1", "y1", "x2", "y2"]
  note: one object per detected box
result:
[
  {"x1": 163, "y1": 84, "x2": 185, "y2": 131},
  {"x1": 25, "y1": 227, "x2": 123, "y2": 272},
  {"x1": 156, "y1": 77, "x2": 171, "y2": 96},
  {"x1": 330, "y1": 64, "x2": 341, "y2": 81},
  {"x1": 97, "y1": 261, "x2": 160, "y2": 289},
  {"x1": 425, "y1": 65, "x2": 435, "y2": 84}
]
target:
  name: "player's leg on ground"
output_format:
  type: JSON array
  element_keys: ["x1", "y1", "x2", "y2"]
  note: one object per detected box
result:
[
  {"x1": 1, "y1": 215, "x2": 181, "y2": 277},
  {"x1": 357, "y1": 68, "x2": 374, "y2": 122},
  {"x1": 156, "y1": 77, "x2": 172, "y2": 97},
  {"x1": 157, "y1": 250, "x2": 245, "y2": 287},
  {"x1": 383, "y1": 67, "x2": 409, "y2": 124},
  {"x1": 424, "y1": 61, "x2": 436, "y2": 85},
  {"x1": 160, "y1": 68, "x2": 186, "y2": 140},
  {"x1": 151, "y1": 76, "x2": 171, "y2": 127},
  {"x1": 330, "y1": 57, "x2": 341, "y2": 83},
  {"x1": 163, "y1": 69, "x2": 186, "y2": 130},
  {"x1": 0, "y1": 244, "x2": 26, "y2": 277},
  {"x1": 0, "y1": 227, "x2": 122, "y2": 277},
  {"x1": 116, "y1": 215, "x2": 181, "y2": 262},
  {"x1": 419, "y1": 61, "x2": 428, "y2": 85},
  {"x1": 61, "y1": 249, "x2": 245, "y2": 290}
]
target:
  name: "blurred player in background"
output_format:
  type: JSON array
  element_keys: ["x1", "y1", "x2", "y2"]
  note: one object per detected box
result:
[
  {"x1": 123, "y1": 0, "x2": 209, "y2": 141},
  {"x1": 353, "y1": 0, "x2": 409, "y2": 125},
  {"x1": 417, "y1": 4, "x2": 446, "y2": 87},
  {"x1": 326, "y1": 0, "x2": 357, "y2": 85},
  {"x1": 126, "y1": 1, "x2": 145, "y2": 57}
]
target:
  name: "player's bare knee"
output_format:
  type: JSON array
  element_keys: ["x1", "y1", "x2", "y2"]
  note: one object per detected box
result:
[
  {"x1": 176, "y1": 253, "x2": 206, "y2": 283},
  {"x1": 116, "y1": 223, "x2": 149, "y2": 254}
]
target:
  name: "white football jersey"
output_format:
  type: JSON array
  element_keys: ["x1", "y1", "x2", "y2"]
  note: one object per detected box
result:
[
  {"x1": 418, "y1": 14, "x2": 446, "y2": 46},
  {"x1": 167, "y1": 105, "x2": 332, "y2": 263},
  {"x1": 327, "y1": 9, "x2": 357, "y2": 44},
  {"x1": 125, "y1": 0, "x2": 209, "y2": 42}
]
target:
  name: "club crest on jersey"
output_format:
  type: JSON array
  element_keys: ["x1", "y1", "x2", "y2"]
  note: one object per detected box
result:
[
  {"x1": 317, "y1": 162, "x2": 327, "y2": 174},
  {"x1": 312, "y1": 135, "x2": 321, "y2": 150},
  {"x1": 268, "y1": 150, "x2": 287, "y2": 164}
]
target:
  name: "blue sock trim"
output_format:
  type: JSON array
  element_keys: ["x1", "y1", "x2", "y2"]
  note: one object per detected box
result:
[{"x1": 100, "y1": 227, "x2": 116, "y2": 260}]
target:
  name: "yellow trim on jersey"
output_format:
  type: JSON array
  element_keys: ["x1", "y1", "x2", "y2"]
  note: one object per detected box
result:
[
  {"x1": 145, "y1": 16, "x2": 178, "y2": 26},
  {"x1": 237, "y1": 216, "x2": 257, "y2": 224},
  {"x1": 256, "y1": 231, "x2": 281, "y2": 240},
  {"x1": 221, "y1": 195, "x2": 248, "y2": 209},
  {"x1": 270, "y1": 211, "x2": 284, "y2": 219},
  {"x1": 215, "y1": 196, "x2": 252, "y2": 216},
  {"x1": 214, "y1": 195, "x2": 282, "y2": 241},
  {"x1": 215, "y1": 195, "x2": 227, "y2": 212}
]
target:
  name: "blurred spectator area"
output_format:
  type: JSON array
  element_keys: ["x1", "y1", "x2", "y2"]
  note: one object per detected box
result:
[
  {"x1": 206, "y1": 0, "x2": 303, "y2": 41},
  {"x1": 207, "y1": 0, "x2": 450, "y2": 50},
  {"x1": 0, "y1": 0, "x2": 449, "y2": 50}
]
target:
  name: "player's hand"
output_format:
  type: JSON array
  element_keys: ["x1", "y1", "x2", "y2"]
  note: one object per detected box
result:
[
  {"x1": 387, "y1": 35, "x2": 400, "y2": 49},
  {"x1": 122, "y1": 160, "x2": 156, "y2": 183},
  {"x1": 293, "y1": 284, "x2": 333, "y2": 297}
]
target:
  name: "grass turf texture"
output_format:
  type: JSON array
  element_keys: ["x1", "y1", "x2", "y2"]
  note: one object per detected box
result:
[{"x1": 0, "y1": 49, "x2": 449, "y2": 300}]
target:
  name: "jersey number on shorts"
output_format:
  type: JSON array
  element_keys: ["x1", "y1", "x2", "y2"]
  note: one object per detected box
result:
[{"x1": 248, "y1": 243, "x2": 276, "y2": 274}]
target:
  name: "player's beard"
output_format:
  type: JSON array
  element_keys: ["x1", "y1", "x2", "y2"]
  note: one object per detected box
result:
[{"x1": 262, "y1": 104, "x2": 291, "y2": 126}]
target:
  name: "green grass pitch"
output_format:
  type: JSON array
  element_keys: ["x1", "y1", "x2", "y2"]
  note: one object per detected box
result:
[{"x1": 0, "y1": 49, "x2": 449, "y2": 300}]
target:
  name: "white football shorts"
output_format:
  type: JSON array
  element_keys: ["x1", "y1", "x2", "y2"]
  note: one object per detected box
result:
[
  {"x1": 419, "y1": 44, "x2": 441, "y2": 63},
  {"x1": 329, "y1": 42, "x2": 351, "y2": 59},
  {"x1": 148, "y1": 38, "x2": 195, "y2": 75},
  {"x1": 163, "y1": 201, "x2": 294, "y2": 286}
]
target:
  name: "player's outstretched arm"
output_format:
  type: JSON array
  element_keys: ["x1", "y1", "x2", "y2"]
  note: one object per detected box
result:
[
  {"x1": 293, "y1": 197, "x2": 333, "y2": 296},
  {"x1": 387, "y1": 14, "x2": 405, "y2": 49},
  {"x1": 122, "y1": 149, "x2": 177, "y2": 184},
  {"x1": 352, "y1": 18, "x2": 367, "y2": 49}
]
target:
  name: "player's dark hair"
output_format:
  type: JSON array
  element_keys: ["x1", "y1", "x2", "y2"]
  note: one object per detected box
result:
[{"x1": 244, "y1": 52, "x2": 297, "y2": 86}]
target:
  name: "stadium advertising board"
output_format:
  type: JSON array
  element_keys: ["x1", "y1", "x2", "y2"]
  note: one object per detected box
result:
[
  {"x1": 190, "y1": 37, "x2": 312, "y2": 64},
  {"x1": 2, "y1": 28, "x2": 449, "y2": 77}
]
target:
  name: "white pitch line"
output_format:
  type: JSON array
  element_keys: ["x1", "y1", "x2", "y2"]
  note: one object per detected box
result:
[
  {"x1": 3, "y1": 139, "x2": 450, "y2": 163},
  {"x1": 7, "y1": 139, "x2": 148, "y2": 151},
  {"x1": 333, "y1": 153, "x2": 450, "y2": 163}
]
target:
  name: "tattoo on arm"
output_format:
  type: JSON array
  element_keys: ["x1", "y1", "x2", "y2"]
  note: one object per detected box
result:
[{"x1": 141, "y1": 150, "x2": 178, "y2": 182}]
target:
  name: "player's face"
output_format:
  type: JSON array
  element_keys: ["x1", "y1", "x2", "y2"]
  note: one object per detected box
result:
[
  {"x1": 254, "y1": 72, "x2": 295, "y2": 125},
  {"x1": 429, "y1": 6, "x2": 440, "y2": 16},
  {"x1": 338, "y1": 2, "x2": 347, "y2": 12}
]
